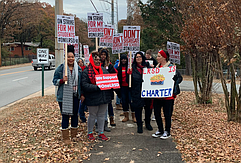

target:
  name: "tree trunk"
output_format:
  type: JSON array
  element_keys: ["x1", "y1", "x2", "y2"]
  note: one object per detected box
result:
[{"x1": 185, "y1": 53, "x2": 192, "y2": 76}]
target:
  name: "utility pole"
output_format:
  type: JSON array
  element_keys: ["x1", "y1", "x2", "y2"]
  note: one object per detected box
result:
[
  {"x1": 111, "y1": 0, "x2": 114, "y2": 25},
  {"x1": 55, "y1": 0, "x2": 64, "y2": 68},
  {"x1": 116, "y1": 0, "x2": 118, "y2": 33}
]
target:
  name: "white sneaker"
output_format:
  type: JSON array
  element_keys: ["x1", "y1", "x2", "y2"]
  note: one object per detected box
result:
[
  {"x1": 152, "y1": 130, "x2": 162, "y2": 138},
  {"x1": 151, "y1": 116, "x2": 156, "y2": 121},
  {"x1": 160, "y1": 131, "x2": 171, "y2": 139}
]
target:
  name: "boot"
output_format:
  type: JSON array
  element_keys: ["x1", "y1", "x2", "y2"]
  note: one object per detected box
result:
[
  {"x1": 62, "y1": 129, "x2": 71, "y2": 145},
  {"x1": 104, "y1": 121, "x2": 111, "y2": 132},
  {"x1": 122, "y1": 112, "x2": 129, "y2": 122},
  {"x1": 109, "y1": 116, "x2": 116, "y2": 126},
  {"x1": 145, "y1": 122, "x2": 153, "y2": 131},
  {"x1": 137, "y1": 123, "x2": 143, "y2": 133},
  {"x1": 132, "y1": 112, "x2": 137, "y2": 123},
  {"x1": 116, "y1": 104, "x2": 122, "y2": 110},
  {"x1": 71, "y1": 127, "x2": 78, "y2": 141}
]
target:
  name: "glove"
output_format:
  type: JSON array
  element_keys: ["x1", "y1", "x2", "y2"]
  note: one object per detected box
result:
[{"x1": 127, "y1": 68, "x2": 132, "y2": 75}]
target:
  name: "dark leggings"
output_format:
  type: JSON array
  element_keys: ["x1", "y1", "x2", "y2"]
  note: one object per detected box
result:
[
  {"x1": 135, "y1": 100, "x2": 152, "y2": 126},
  {"x1": 153, "y1": 99, "x2": 174, "y2": 134},
  {"x1": 58, "y1": 96, "x2": 79, "y2": 129}
]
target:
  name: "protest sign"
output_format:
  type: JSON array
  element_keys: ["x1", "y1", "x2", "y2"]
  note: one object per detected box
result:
[
  {"x1": 83, "y1": 45, "x2": 89, "y2": 63},
  {"x1": 79, "y1": 43, "x2": 82, "y2": 57},
  {"x1": 87, "y1": 13, "x2": 104, "y2": 38},
  {"x1": 167, "y1": 41, "x2": 180, "y2": 64},
  {"x1": 99, "y1": 24, "x2": 114, "y2": 48},
  {"x1": 141, "y1": 66, "x2": 176, "y2": 98},
  {"x1": 57, "y1": 15, "x2": 75, "y2": 43},
  {"x1": 95, "y1": 74, "x2": 120, "y2": 90},
  {"x1": 123, "y1": 26, "x2": 140, "y2": 51},
  {"x1": 112, "y1": 33, "x2": 124, "y2": 54}
]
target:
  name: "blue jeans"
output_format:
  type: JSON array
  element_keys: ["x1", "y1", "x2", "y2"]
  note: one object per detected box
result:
[
  {"x1": 116, "y1": 95, "x2": 121, "y2": 105},
  {"x1": 121, "y1": 86, "x2": 134, "y2": 112},
  {"x1": 58, "y1": 96, "x2": 79, "y2": 129},
  {"x1": 105, "y1": 103, "x2": 114, "y2": 121},
  {"x1": 78, "y1": 100, "x2": 87, "y2": 122}
]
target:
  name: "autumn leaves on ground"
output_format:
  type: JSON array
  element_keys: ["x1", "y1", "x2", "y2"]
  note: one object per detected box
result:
[{"x1": 0, "y1": 92, "x2": 241, "y2": 162}]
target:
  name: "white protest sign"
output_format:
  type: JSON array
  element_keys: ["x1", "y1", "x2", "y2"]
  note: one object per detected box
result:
[
  {"x1": 141, "y1": 66, "x2": 176, "y2": 98},
  {"x1": 123, "y1": 26, "x2": 140, "y2": 51},
  {"x1": 87, "y1": 13, "x2": 104, "y2": 38},
  {"x1": 79, "y1": 43, "x2": 82, "y2": 57},
  {"x1": 57, "y1": 15, "x2": 75, "y2": 43},
  {"x1": 99, "y1": 24, "x2": 114, "y2": 48},
  {"x1": 167, "y1": 41, "x2": 180, "y2": 65},
  {"x1": 112, "y1": 33, "x2": 124, "y2": 54},
  {"x1": 37, "y1": 48, "x2": 49, "y2": 64},
  {"x1": 83, "y1": 45, "x2": 90, "y2": 63}
]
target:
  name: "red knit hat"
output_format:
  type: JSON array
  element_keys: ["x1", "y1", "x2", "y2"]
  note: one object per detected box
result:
[{"x1": 158, "y1": 50, "x2": 167, "y2": 58}]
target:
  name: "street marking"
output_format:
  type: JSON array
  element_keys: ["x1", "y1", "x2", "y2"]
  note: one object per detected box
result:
[
  {"x1": 0, "y1": 69, "x2": 32, "y2": 76},
  {"x1": 12, "y1": 77, "x2": 28, "y2": 82}
]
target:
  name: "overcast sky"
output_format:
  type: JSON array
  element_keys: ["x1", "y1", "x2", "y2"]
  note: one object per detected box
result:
[{"x1": 40, "y1": 0, "x2": 148, "y2": 24}]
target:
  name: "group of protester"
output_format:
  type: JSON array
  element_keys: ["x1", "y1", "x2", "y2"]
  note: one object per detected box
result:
[{"x1": 52, "y1": 45, "x2": 183, "y2": 145}]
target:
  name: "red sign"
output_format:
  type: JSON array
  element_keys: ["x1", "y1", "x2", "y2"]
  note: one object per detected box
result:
[
  {"x1": 112, "y1": 33, "x2": 124, "y2": 54},
  {"x1": 99, "y1": 24, "x2": 114, "y2": 48},
  {"x1": 95, "y1": 73, "x2": 120, "y2": 90}
]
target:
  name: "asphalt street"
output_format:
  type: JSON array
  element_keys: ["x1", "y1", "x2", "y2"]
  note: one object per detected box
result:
[{"x1": 0, "y1": 65, "x2": 55, "y2": 108}]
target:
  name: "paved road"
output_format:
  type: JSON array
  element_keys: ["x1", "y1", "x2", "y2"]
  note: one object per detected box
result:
[{"x1": 0, "y1": 66, "x2": 55, "y2": 108}]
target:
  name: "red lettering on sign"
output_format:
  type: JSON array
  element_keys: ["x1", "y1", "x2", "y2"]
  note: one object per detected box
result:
[
  {"x1": 58, "y1": 24, "x2": 66, "y2": 31},
  {"x1": 88, "y1": 21, "x2": 96, "y2": 27},
  {"x1": 97, "y1": 21, "x2": 103, "y2": 27},
  {"x1": 68, "y1": 25, "x2": 74, "y2": 32}
]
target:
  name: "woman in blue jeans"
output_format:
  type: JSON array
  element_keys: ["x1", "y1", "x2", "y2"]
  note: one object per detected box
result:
[{"x1": 52, "y1": 45, "x2": 84, "y2": 145}]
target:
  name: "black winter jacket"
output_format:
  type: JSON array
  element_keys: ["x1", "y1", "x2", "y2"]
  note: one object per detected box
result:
[
  {"x1": 81, "y1": 66, "x2": 113, "y2": 106},
  {"x1": 131, "y1": 63, "x2": 150, "y2": 109}
]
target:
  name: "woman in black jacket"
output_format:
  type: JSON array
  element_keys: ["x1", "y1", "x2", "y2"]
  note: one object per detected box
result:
[
  {"x1": 81, "y1": 51, "x2": 113, "y2": 141},
  {"x1": 130, "y1": 51, "x2": 153, "y2": 133},
  {"x1": 117, "y1": 54, "x2": 136, "y2": 123}
]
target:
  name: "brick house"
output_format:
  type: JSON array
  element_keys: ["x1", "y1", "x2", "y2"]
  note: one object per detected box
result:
[{"x1": 2, "y1": 42, "x2": 39, "y2": 57}]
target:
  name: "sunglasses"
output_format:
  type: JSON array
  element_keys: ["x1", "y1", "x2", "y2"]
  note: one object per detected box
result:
[{"x1": 136, "y1": 56, "x2": 142, "y2": 58}]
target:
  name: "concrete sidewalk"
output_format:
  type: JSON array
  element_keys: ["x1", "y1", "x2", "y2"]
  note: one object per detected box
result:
[{"x1": 84, "y1": 109, "x2": 184, "y2": 163}]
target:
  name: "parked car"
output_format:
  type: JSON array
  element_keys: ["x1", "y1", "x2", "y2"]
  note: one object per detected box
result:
[{"x1": 32, "y1": 54, "x2": 55, "y2": 71}]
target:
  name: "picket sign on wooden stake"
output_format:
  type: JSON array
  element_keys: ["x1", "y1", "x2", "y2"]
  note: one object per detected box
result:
[
  {"x1": 96, "y1": 38, "x2": 98, "y2": 51},
  {"x1": 129, "y1": 51, "x2": 132, "y2": 88},
  {"x1": 64, "y1": 43, "x2": 68, "y2": 84}
]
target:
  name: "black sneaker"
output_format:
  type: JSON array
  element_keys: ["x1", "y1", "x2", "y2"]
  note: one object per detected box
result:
[
  {"x1": 160, "y1": 131, "x2": 171, "y2": 139},
  {"x1": 152, "y1": 130, "x2": 162, "y2": 138}
]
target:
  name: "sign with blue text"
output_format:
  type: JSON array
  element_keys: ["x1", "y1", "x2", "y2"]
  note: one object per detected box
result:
[{"x1": 141, "y1": 66, "x2": 176, "y2": 98}]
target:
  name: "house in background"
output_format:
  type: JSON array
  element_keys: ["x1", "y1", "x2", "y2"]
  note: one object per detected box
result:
[{"x1": 2, "y1": 42, "x2": 40, "y2": 57}]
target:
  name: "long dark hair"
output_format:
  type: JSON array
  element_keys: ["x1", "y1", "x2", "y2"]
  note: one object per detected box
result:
[{"x1": 132, "y1": 51, "x2": 148, "y2": 67}]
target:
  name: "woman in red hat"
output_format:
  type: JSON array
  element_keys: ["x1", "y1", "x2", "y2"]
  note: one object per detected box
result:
[{"x1": 152, "y1": 50, "x2": 183, "y2": 139}]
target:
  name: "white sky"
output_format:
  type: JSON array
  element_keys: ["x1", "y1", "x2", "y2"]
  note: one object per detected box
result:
[{"x1": 39, "y1": 0, "x2": 148, "y2": 24}]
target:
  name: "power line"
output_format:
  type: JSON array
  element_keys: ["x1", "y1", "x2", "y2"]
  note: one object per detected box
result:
[{"x1": 90, "y1": 0, "x2": 98, "y2": 13}]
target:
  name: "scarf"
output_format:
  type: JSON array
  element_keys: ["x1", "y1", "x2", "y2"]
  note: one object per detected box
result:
[
  {"x1": 136, "y1": 64, "x2": 144, "y2": 74},
  {"x1": 88, "y1": 54, "x2": 103, "y2": 85},
  {"x1": 156, "y1": 61, "x2": 170, "y2": 68},
  {"x1": 62, "y1": 61, "x2": 79, "y2": 115}
]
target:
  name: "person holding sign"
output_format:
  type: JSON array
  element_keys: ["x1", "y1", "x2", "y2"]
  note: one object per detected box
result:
[
  {"x1": 117, "y1": 54, "x2": 136, "y2": 122},
  {"x1": 52, "y1": 45, "x2": 83, "y2": 145},
  {"x1": 129, "y1": 52, "x2": 152, "y2": 133},
  {"x1": 99, "y1": 48, "x2": 118, "y2": 128},
  {"x1": 152, "y1": 50, "x2": 183, "y2": 139},
  {"x1": 81, "y1": 51, "x2": 113, "y2": 141}
]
